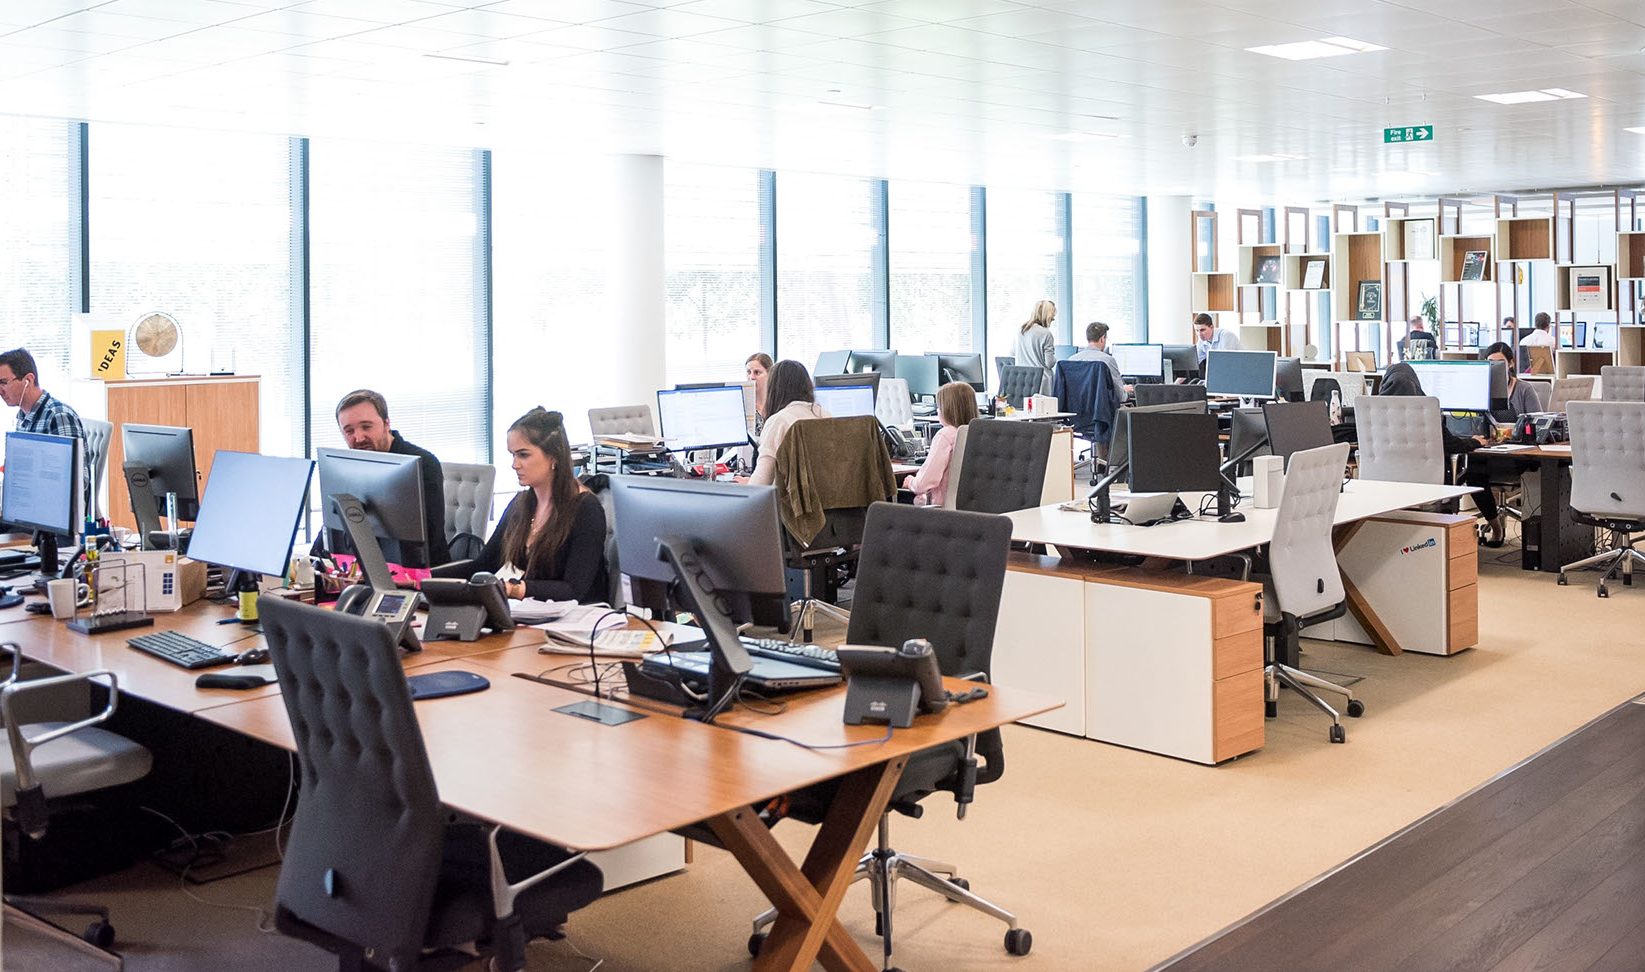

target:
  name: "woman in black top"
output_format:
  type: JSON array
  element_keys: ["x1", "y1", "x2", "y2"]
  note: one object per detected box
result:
[{"x1": 471, "y1": 407, "x2": 608, "y2": 604}]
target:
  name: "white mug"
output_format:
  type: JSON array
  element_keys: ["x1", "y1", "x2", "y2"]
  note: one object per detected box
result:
[{"x1": 46, "y1": 578, "x2": 91, "y2": 619}]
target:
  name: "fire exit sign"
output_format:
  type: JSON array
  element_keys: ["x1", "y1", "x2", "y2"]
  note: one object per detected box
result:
[{"x1": 1384, "y1": 125, "x2": 1433, "y2": 143}]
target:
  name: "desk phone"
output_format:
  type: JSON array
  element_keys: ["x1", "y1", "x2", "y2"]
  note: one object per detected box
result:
[{"x1": 335, "y1": 584, "x2": 423, "y2": 653}]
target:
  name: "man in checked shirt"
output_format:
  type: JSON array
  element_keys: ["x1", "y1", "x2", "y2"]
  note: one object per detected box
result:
[{"x1": 0, "y1": 347, "x2": 92, "y2": 518}]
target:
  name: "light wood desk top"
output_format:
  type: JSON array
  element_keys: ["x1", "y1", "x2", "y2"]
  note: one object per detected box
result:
[{"x1": 199, "y1": 643, "x2": 1060, "y2": 853}]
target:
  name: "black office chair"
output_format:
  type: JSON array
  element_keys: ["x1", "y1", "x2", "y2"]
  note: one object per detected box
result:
[
  {"x1": 952, "y1": 418, "x2": 1053, "y2": 515},
  {"x1": 997, "y1": 365, "x2": 1044, "y2": 408},
  {"x1": 993, "y1": 355, "x2": 1016, "y2": 391},
  {"x1": 1134, "y1": 384, "x2": 1208, "y2": 408},
  {"x1": 750, "y1": 503, "x2": 1029, "y2": 969},
  {"x1": 258, "y1": 597, "x2": 602, "y2": 972},
  {"x1": 1308, "y1": 377, "x2": 1341, "y2": 406}
]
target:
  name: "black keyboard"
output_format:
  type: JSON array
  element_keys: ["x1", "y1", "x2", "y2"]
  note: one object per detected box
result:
[
  {"x1": 128, "y1": 631, "x2": 236, "y2": 670},
  {"x1": 740, "y1": 636, "x2": 841, "y2": 673}
]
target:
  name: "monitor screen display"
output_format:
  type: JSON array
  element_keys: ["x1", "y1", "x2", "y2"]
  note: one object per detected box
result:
[
  {"x1": 1262, "y1": 401, "x2": 1334, "y2": 467},
  {"x1": 814, "y1": 384, "x2": 876, "y2": 418},
  {"x1": 814, "y1": 350, "x2": 850, "y2": 376},
  {"x1": 1111, "y1": 343, "x2": 1164, "y2": 379},
  {"x1": 1, "y1": 432, "x2": 78, "y2": 535},
  {"x1": 657, "y1": 386, "x2": 751, "y2": 451},
  {"x1": 1405, "y1": 361, "x2": 1492, "y2": 411},
  {"x1": 1204, "y1": 350, "x2": 1278, "y2": 398},
  {"x1": 186, "y1": 452, "x2": 314, "y2": 579},
  {"x1": 1591, "y1": 322, "x2": 1619, "y2": 351},
  {"x1": 1127, "y1": 412, "x2": 1220, "y2": 493},
  {"x1": 895, "y1": 355, "x2": 941, "y2": 398}
]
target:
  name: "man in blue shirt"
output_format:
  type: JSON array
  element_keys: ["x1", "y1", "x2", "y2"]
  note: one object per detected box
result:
[
  {"x1": 1194, "y1": 313, "x2": 1242, "y2": 363},
  {"x1": 0, "y1": 347, "x2": 92, "y2": 515},
  {"x1": 1069, "y1": 321, "x2": 1132, "y2": 400}
]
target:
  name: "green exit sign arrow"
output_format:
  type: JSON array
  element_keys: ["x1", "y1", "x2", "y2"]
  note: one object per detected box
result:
[{"x1": 1384, "y1": 125, "x2": 1434, "y2": 143}]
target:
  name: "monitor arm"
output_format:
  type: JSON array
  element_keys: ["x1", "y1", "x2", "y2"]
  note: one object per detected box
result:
[
  {"x1": 123, "y1": 462, "x2": 164, "y2": 548},
  {"x1": 329, "y1": 492, "x2": 398, "y2": 593},
  {"x1": 1087, "y1": 461, "x2": 1128, "y2": 524}
]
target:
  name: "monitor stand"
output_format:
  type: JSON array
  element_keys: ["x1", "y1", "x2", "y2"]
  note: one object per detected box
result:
[
  {"x1": 124, "y1": 463, "x2": 165, "y2": 547},
  {"x1": 329, "y1": 492, "x2": 400, "y2": 594}
]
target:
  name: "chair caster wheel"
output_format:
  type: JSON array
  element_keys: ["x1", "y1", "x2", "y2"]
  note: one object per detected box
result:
[
  {"x1": 875, "y1": 913, "x2": 883, "y2": 936},
  {"x1": 1346, "y1": 699, "x2": 1365, "y2": 718},
  {"x1": 1330, "y1": 724, "x2": 1346, "y2": 744},
  {"x1": 1005, "y1": 928, "x2": 1033, "y2": 956},
  {"x1": 83, "y1": 921, "x2": 114, "y2": 949},
  {"x1": 1599, "y1": 586, "x2": 1609, "y2": 598},
  {"x1": 748, "y1": 932, "x2": 767, "y2": 957},
  {"x1": 1558, "y1": 574, "x2": 1568, "y2": 585},
  {"x1": 949, "y1": 877, "x2": 970, "y2": 892}
]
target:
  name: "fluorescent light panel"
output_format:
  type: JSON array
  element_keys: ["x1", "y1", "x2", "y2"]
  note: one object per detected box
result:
[
  {"x1": 1246, "y1": 36, "x2": 1385, "y2": 61},
  {"x1": 1233, "y1": 153, "x2": 1305, "y2": 163},
  {"x1": 1050, "y1": 130, "x2": 1121, "y2": 141},
  {"x1": 1626, "y1": 127, "x2": 1645, "y2": 135},
  {"x1": 1474, "y1": 88, "x2": 1586, "y2": 104}
]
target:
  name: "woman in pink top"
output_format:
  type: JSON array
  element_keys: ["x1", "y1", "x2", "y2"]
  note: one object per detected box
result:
[{"x1": 904, "y1": 381, "x2": 980, "y2": 507}]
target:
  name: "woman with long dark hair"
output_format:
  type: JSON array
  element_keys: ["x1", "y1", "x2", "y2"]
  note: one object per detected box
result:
[{"x1": 744, "y1": 359, "x2": 830, "y2": 486}]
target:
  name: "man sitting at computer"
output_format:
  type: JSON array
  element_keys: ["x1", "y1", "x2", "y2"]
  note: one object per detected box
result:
[
  {"x1": 1193, "y1": 313, "x2": 1241, "y2": 362},
  {"x1": 1400, "y1": 316, "x2": 1438, "y2": 359},
  {"x1": 0, "y1": 347, "x2": 90, "y2": 513},
  {"x1": 330, "y1": 389, "x2": 450, "y2": 565},
  {"x1": 1069, "y1": 321, "x2": 1132, "y2": 400}
]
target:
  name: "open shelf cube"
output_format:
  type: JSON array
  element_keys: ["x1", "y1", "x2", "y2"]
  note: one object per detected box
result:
[
  {"x1": 1554, "y1": 264, "x2": 1615, "y2": 313},
  {"x1": 1332, "y1": 232, "x2": 1385, "y2": 322},
  {"x1": 1236, "y1": 243, "x2": 1284, "y2": 287},
  {"x1": 1383, "y1": 217, "x2": 1437, "y2": 262},
  {"x1": 1439, "y1": 234, "x2": 1495, "y2": 283},
  {"x1": 1283, "y1": 253, "x2": 1330, "y2": 292},
  {"x1": 1190, "y1": 271, "x2": 1238, "y2": 313},
  {"x1": 1495, "y1": 216, "x2": 1555, "y2": 262},
  {"x1": 1618, "y1": 232, "x2": 1645, "y2": 281}
]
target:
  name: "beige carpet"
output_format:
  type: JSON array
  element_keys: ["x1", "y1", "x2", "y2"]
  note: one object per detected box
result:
[{"x1": 12, "y1": 550, "x2": 1645, "y2": 972}]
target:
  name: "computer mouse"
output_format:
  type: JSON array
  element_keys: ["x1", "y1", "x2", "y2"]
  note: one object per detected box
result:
[
  {"x1": 1219, "y1": 512, "x2": 1247, "y2": 523},
  {"x1": 0, "y1": 590, "x2": 21, "y2": 610},
  {"x1": 234, "y1": 647, "x2": 270, "y2": 665}
]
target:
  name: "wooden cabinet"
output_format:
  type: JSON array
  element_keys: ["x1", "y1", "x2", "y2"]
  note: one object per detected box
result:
[
  {"x1": 100, "y1": 376, "x2": 260, "y2": 531},
  {"x1": 1307, "y1": 510, "x2": 1478, "y2": 655}
]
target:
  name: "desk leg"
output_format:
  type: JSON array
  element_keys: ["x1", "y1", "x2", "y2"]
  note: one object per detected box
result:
[
  {"x1": 708, "y1": 757, "x2": 907, "y2": 972},
  {"x1": 1538, "y1": 457, "x2": 1563, "y2": 573},
  {"x1": 1332, "y1": 523, "x2": 1402, "y2": 656}
]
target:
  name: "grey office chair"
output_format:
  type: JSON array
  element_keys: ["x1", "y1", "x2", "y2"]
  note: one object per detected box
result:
[
  {"x1": 586, "y1": 404, "x2": 655, "y2": 439},
  {"x1": 1134, "y1": 384, "x2": 1208, "y2": 408},
  {"x1": 81, "y1": 419, "x2": 113, "y2": 521},
  {"x1": 952, "y1": 418, "x2": 1053, "y2": 515},
  {"x1": 1600, "y1": 365, "x2": 1645, "y2": 402},
  {"x1": 1354, "y1": 396, "x2": 1445, "y2": 484},
  {"x1": 1557, "y1": 402, "x2": 1645, "y2": 597},
  {"x1": 1, "y1": 648, "x2": 151, "y2": 949},
  {"x1": 750, "y1": 503, "x2": 1029, "y2": 969},
  {"x1": 997, "y1": 365, "x2": 1044, "y2": 409},
  {"x1": 874, "y1": 377, "x2": 915, "y2": 429},
  {"x1": 258, "y1": 597, "x2": 602, "y2": 971},
  {"x1": 1550, "y1": 376, "x2": 1596, "y2": 411},
  {"x1": 940, "y1": 424, "x2": 970, "y2": 510},
  {"x1": 440, "y1": 461, "x2": 495, "y2": 561},
  {"x1": 1524, "y1": 379, "x2": 1553, "y2": 412},
  {"x1": 993, "y1": 355, "x2": 1015, "y2": 391},
  {"x1": 1259, "y1": 443, "x2": 1362, "y2": 743}
]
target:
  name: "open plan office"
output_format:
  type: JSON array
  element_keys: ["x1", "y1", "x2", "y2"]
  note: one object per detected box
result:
[{"x1": 2, "y1": 2, "x2": 1645, "y2": 970}]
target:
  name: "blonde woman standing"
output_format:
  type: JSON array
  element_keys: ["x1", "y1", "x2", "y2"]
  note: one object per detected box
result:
[{"x1": 1015, "y1": 298, "x2": 1057, "y2": 395}]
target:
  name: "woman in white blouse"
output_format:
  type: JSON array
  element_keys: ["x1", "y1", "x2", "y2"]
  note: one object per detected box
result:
[{"x1": 744, "y1": 359, "x2": 831, "y2": 486}]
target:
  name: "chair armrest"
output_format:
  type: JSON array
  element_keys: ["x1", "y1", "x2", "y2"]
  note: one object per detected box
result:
[
  {"x1": 427, "y1": 559, "x2": 476, "y2": 580},
  {"x1": 2, "y1": 670, "x2": 121, "y2": 839},
  {"x1": 0, "y1": 642, "x2": 22, "y2": 692},
  {"x1": 484, "y1": 824, "x2": 590, "y2": 919}
]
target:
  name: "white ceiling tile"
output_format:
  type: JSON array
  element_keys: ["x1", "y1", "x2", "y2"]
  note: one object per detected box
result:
[
  {"x1": 949, "y1": 7, "x2": 1101, "y2": 37},
  {"x1": 98, "y1": 0, "x2": 266, "y2": 25},
  {"x1": 233, "y1": 9, "x2": 381, "y2": 38},
  {"x1": 768, "y1": 7, "x2": 923, "y2": 37},
  {"x1": 693, "y1": 24, "x2": 833, "y2": 50},
  {"x1": 347, "y1": 23, "x2": 494, "y2": 50},
  {"x1": 417, "y1": 9, "x2": 573, "y2": 36},
  {"x1": 286, "y1": 0, "x2": 444, "y2": 23},
  {"x1": 591, "y1": 7, "x2": 749, "y2": 37},
  {"x1": 671, "y1": 0, "x2": 840, "y2": 22},
  {"x1": 132, "y1": 25, "x2": 303, "y2": 60},
  {"x1": 855, "y1": 0, "x2": 1027, "y2": 21},
  {"x1": 5, "y1": 27, "x2": 137, "y2": 54},
  {"x1": 515, "y1": 22, "x2": 659, "y2": 50},
  {"x1": 44, "y1": 11, "x2": 202, "y2": 41}
]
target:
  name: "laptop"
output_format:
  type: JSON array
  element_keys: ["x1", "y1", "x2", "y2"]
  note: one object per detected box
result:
[{"x1": 640, "y1": 650, "x2": 842, "y2": 693}]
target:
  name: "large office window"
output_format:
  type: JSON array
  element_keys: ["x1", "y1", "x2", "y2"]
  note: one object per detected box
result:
[
  {"x1": 985, "y1": 189, "x2": 1064, "y2": 366},
  {"x1": 0, "y1": 117, "x2": 76, "y2": 390},
  {"x1": 89, "y1": 124, "x2": 302, "y2": 457},
  {"x1": 491, "y1": 156, "x2": 618, "y2": 450},
  {"x1": 1071, "y1": 194, "x2": 1145, "y2": 344},
  {"x1": 888, "y1": 181, "x2": 975, "y2": 355},
  {"x1": 664, "y1": 163, "x2": 764, "y2": 388},
  {"x1": 308, "y1": 141, "x2": 487, "y2": 464},
  {"x1": 775, "y1": 172, "x2": 879, "y2": 370}
]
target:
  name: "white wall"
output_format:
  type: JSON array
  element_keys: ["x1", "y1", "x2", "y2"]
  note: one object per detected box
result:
[{"x1": 1146, "y1": 195, "x2": 1192, "y2": 344}]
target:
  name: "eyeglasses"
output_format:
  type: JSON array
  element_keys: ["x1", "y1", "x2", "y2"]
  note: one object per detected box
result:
[{"x1": 0, "y1": 377, "x2": 18, "y2": 389}]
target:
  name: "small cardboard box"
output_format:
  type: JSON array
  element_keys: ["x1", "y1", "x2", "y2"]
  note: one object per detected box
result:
[{"x1": 97, "y1": 551, "x2": 205, "y2": 612}]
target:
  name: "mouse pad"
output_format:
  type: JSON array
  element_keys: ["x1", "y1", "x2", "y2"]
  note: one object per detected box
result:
[{"x1": 407, "y1": 670, "x2": 490, "y2": 701}]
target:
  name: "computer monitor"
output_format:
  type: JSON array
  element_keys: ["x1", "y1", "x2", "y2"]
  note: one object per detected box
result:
[
  {"x1": 673, "y1": 381, "x2": 725, "y2": 390},
  {"x1": 1163, "y1": 345, "x2": 1199, "y2": 381},
  {"x1": 121, "y1": 423, "x2": 199, "y2": 543},
  {"x1": 1110, "y1": 344, "x2": 1164, "y2": 380},
  {"x1": 1224, "y1": 408, "x2": 1271, "y2": 476},
  {"x1": 1107, "y1": 401, "x2": 1207, "y2": 473},
  {"x1": 813, "y1": 384, "x2": 876, "y2": 418},
  {"x1": 1405, "y1": 361, "x2": 1492, "y2": 412},
  {"x1": 317, "y1": 447, "x2": 429, "y2": 592},
  {"x1": 1262, "y1": 401, "x2": 1334, "y2": 468},
  {"x1": 1134, "y1": 384, "x2": 1208, "y2": 408},
  {"x1": 930, "y1": 353, "x2": 985, "y2": 391},
  {"x1": 1275, "y1": 357, "x2": 1305, "y2": 402},
  {"x1": 1592, "y1": 322, "x2": 1618, "y2": 350},
  {"x1": 814, "y1": 371, "x2": 879, "y2": 402},
  {"x1": 1485, "y1": 359, "x2": 1509, "y2": 403},
  {"x1": 846, "y1": 349, "x2": 897, "y2": 375},
  {"x1": 656, "y1": 386, "x2": 751, "y2": 451},
  {"x1": 609, "y1": 476, "x2": 786, "y2": 716},
  {"x1": 1574, "y1": 322, "x2": 1588, "y2": 349},
  {"x1": 895, "y1": 354, "x2": 941, "y2": 398},
  {"x1": 1204, "y1": 350, "x2": 1278, "y2": 399},
  {"x1": 814, "y1": 350, "x2": 850, "y2": 376},
  {"x1": 1, "y1": 431, "x2": 82, "y2": 579},
  {"x1": 1128, "y1": 411, "x2": 1220, "y2": 493},
  {"x1": 185, "y1": 451, "x2": 313, "y2": 584}
]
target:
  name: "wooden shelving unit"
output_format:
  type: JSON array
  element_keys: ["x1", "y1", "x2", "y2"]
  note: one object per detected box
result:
[
  {"x1": 1282, "y1": 253, "x2": 1330, "y2": 292},
  {"x1": 1617, "y1": 232, "x2": 1645, "y2": 281},
  {"x1": 1236, "y1": 243, "x2": 1284, "y2": 288},
  {"x1": 1495, "y1": 216, "x2": 1555, "y2": 262},
  {"x1": 1190, "y1": 272, "x2": 1238, "y2": 313},
  {"x1": 1383, "y1": 216, "x2": 1438, "y2": 262},
  {"x1": 1331, "y1": 231, "x2": 1385, "y2": 322},
  {"x1": 1439, "y1": 234, "x2": 1496, "y2": 283},
  {"x1": 1555, "y1": 264, "x2": 1616, "y2": 314}
]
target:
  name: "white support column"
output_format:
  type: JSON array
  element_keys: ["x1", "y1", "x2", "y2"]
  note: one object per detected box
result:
[
  {"x1": 1147, "y1": 195, "x2": 1193, "y2": 344},
  {"x1": 607, "y1": 154, "x2": 667, "y2": 414}
]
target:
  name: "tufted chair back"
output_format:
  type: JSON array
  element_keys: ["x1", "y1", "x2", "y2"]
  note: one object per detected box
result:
[
  {"x1": 874, "y1": 377, "x2": 915, "y2": 429},
  {"x1": 952, "y1": 418, "x2": 1053, "y2": 514},
  {"x1": 82, "y1": 418, "x2": 113, "y2": 519},
  {"x1": 440, "y1": 462, "x2": 495, "y2": 561},
  {"x1": 260, "y1": 596, "x2": 446, "y2": 970},
  {"x1": 1600, "y1": 365, "x2": 1645, "y2": 403},
  {"x1": 1268, "y1": 443, "x2": 1351, "y2": 622},
  {"x1": 1550, "y1": 376, "x2": 1596, "y2": 411},
  {"x1": 587, "y1": 404, "x2": 655, "y2": 439},
  {"x1": 1566, "y1": 402, "x2": 1645, "y2": 521},
  {"x1": 1135, "y1": 383, "x2": 1207, "y2": 408},
  {"x1": 1354, "y1": 396, "x2": 1444, "y2": 484}
]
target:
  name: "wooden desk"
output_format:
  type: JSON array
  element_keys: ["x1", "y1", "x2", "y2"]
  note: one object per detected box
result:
[
  {"x1": 1472, "y1": 443, "x2": 1588, "y2": 572},
  {"x1": 201, "y1": 644, "x2": 1059, "y2": 971}
]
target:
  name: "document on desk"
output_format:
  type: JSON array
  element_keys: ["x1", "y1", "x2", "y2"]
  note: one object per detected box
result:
[
  {"x1": 508, "y1": 597, "x2": 578, "y2": 624},
  {"x1": 1481, "y1": 444, "x2": 1535, "y2": 453},
  {"x1": 1541, "y1": 444, "x2": 1572, "y2": 454},
  {"x1": 538, "y1": 617, "x2": 701, "y2": 657}
]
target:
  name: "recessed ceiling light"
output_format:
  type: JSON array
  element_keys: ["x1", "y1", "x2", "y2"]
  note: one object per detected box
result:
[
  {"x1": 815, "y1": 99, "x2": 884, "y2": 111},
  {"x1": 1474, "y1": 88, "x2": 1586, "y2": 104},
  {"x1": 1050, "y1": 131, "x2": 1121, "y2": 141},
  {"x1": 1627, "y1": 127, "x2": 1645, "y2": 135},
  {"x1": 1234, "y1": 153, "x2": 1305, "y2": 163},
  {"x1": 424, "y1": 52, "x2": 510, "y2": 66},
  {"x1": 1246, "y1": 36, "x2": 1386, "y2": 61}
]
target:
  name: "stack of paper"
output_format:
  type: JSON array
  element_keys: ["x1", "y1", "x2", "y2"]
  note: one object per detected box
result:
[{"x1": 508, "y1": 597, "x2": 578, "y2": 624}]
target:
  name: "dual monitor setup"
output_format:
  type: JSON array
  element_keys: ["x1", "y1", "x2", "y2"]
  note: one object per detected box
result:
[{"x1": 814, "y1": 349, "x2": 985, "y2": 395}]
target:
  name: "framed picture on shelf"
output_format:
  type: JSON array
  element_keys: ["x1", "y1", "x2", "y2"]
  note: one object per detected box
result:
[
  {"x1": 1402, "y1": 219, "x2": 1435, "y2": 260},
  {"x1": 1460, "y1": 250, "x2": 1488, "y2": 282},
  {"x1": 1570, "y1": 266, "x2": 1609, "y2": 310},
  {"x1": 1254, "y1": 255, "x2": 1281, "y2": 284},
  {"x1": 1301, "y1": 257, "x2": 1327, "y2": 290},
  {"x1": 1355, "y1": 280, "x2": 1382, "y2": 320}
]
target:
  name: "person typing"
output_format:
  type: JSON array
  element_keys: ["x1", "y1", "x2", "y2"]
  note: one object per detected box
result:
[{"x1": 903, "y1": 382, "x2": 978, "y2": 507}]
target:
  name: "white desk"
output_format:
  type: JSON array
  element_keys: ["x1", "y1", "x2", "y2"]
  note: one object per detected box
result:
[{"x1": 991, "y1": 410, "x2": 1077, "y2": 422}]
